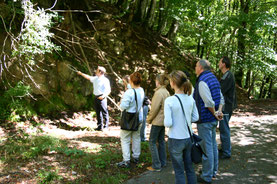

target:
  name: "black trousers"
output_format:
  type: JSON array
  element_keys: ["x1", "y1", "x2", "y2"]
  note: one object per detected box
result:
[{"x1": 95, "y1": 97, "x2": 109, "y2": 129}]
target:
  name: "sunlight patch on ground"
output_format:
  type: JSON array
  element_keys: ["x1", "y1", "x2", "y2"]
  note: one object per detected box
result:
[
  {"x1": 220, "y1": 172, "x2": 235, "y2": 177},
  {"x1": 0, "y1": 127, "x2": 6, "y2": 143},
  {"x1": 230, "y1": 114, "x2": 277, "y2": 146},
  {"x1": 69, "y1": 140, "x2": 102, "y2": 153},
  {"x1": 267, "y1": 175, "x2": 277, "y2": 182}
]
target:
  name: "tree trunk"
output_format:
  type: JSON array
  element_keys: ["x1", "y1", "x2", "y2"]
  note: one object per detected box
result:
[
  {"x1": 267, "y1": 78, "x2": 273, "y2": 98},
  {"x1": 273, "y1": 32, "x2": 277, "y2": 52},
  {"x1": 133, "y1": 0, "x2": 145, "y2": 22},
  {"x1": 259, "y1": 75, "x2": 266, "y2": 99},
  {"x1": 167, "y1": 18, "x2": 179, "y2": 42},
  {"x1": 247, "y1": 73, "x2": 256, "y2": 99},
  {"x1": 200, "y1": 44, "x2": 205, "y2": 59},
  {"x1": 244, "y1": 69, "x2": 251, "y2": 89},
  {"x1": 145, "y1": 0, "x2": 157, "y2": 28},
  {"x1": 197, "y1": 39, "x2": 201, "y2": 57},
  {"x1": 140, "y1": 0, "x2": 149, "y2": 21},
  {"x1": 157, "y1": 0, "x2": 167, "y2": 33},
  {"x1": 236, "y1": 0, "x2": 249, "y2": 87},
  {"x1": 128, "y1": 0, "x2": 139, "y2": 23},
  {"x1": 262, "y1": 77, "x2": 270, "y2": 98}
]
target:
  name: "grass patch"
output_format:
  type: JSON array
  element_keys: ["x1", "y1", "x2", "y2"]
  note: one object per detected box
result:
[
  {"x1": 37, "y1": 169, "x2": 63, "y2": 184},
  {"x1": 0, "y1": 135, "x2": 67, "y2": 161},
  {"x1": 0, "y1": 134, "x2": 153, "y2": 183}
]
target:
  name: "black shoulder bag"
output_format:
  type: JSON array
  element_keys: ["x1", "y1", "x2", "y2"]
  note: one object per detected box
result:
[
  {"x1": 175, "y1": 95, "x2": 207, "y2": 164},
  {"x1": 120, "y1": 89, "x2": 141, "y2": 131}
]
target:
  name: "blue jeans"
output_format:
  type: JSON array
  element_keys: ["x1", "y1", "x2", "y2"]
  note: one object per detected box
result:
[
  {"x1": 168, "y1": 138, "x2": 196, "y2": 184},
  {"x1": 197, "y1": 121, "x2": 218, "y2": 182},
  {"x1": 140, "y1": 105, "x2": 148, "y2": 141},
  {"x1": 219, "y1": 113, "x2": 232, "y2": 157},
  {"x1": 149, "y1": 125, "x2": 167, "y2": 169}
]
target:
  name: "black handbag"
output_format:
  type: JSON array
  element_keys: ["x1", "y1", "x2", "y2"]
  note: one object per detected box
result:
[
  {"x1": 175, "y1": 95, "x2": 207, "y2": 164},
  {"x1": 120, "y1": 89, "x2": 141, "y2": 131}
]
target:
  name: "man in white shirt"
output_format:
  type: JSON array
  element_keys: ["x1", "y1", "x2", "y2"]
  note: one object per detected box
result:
[{"x1": 77, "y1": 66, "x2": 111, "y2": 131}]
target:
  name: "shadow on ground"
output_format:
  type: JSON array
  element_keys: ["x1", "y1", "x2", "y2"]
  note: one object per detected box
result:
[{"x1": 125, "y1": 111, "x2": 277, "y2": 184}]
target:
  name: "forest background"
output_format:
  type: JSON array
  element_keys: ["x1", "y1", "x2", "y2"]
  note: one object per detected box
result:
[
  {"x1": 0, "y1": 0, "x2": 276, "y2": 120},
  {"x1": 0, "y1": 0, "x2": 276, "y2": 183}
]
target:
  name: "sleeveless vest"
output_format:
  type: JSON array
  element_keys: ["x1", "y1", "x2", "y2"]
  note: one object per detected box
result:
[{"x1": 193, "y1": 71, "x2": 221, "y2": 123}]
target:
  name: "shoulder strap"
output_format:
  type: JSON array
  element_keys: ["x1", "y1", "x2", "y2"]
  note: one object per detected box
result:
[
  {"x1": 174, "y1": 95, "x2": 194, "y2": 143},
  {"x1": 133, "y1": 88, "x2": 138, "y2": 112}
]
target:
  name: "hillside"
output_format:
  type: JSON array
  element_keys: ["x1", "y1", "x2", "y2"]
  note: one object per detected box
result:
[{"x1": 0, "y1": 0, "x2": 196, "y2": 116}]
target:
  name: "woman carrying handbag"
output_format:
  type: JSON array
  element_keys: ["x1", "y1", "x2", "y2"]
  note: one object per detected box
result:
[
  {"x1": 164, "y1": 70, "x2": 199, "y2": 184},
  {"x1": 117, "y1": 72, "x2": 145, "y2": 168}
]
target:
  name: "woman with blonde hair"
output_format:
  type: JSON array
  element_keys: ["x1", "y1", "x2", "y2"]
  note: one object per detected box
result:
[
  {"x1": 146, "y1": 74, "x2": 170, "y2": 171},
  {"x1": 164, "y1": 70, "x2": 199, "y2": 184},
  {"x1": 117, "y1": 72, "x2": 145, "y2": 168}
]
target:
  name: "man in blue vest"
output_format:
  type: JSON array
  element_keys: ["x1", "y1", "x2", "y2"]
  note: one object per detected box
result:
[{"x1": 193, "y1": 59, "x2": 223, "y2": 184}]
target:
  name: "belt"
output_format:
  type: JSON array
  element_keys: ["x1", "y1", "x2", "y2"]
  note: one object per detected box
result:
[{"x1": 95, "y1": 94, "x2": 103, "y2": 97}]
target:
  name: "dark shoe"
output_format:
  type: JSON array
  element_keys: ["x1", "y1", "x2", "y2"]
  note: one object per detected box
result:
[
  {"x1": 95, "y1": 127, "x2": 103, "y2": 131},
  {"x1": 197, "y1": 175, "x2": 212, "y2": 184},
  {"x1": 219, "y1": 154, "x2": 231, "y2": 159},
  {"x1": 131, "y1": 157, "x2": 139, "y2": 164},
  {"x1": 116, "y1": 161, "x2": 130, "y2": 168}
]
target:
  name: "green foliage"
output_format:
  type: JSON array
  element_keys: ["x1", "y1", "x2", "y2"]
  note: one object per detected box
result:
[
  {"x1": 0, "y1": 82, "x2": 35, "y2": 121},
  {"x1": 12, "y1": 0, "x2": 61, "y2": 64},
  {"x1": 35, "y1": 95, "x2": 67, "y2": 115},
  {"x1": 0, "y1": 135, "x2": 67, "y2": 161},
  {"x1": 37, "y1": 169, "x2": 63, "y2": 184},
  {"x1": 164, "y1": 0, "x2": 277, "y2": 98},
  {"x1": 56, "y1": 147, "x2": 86, "y2": 158}
]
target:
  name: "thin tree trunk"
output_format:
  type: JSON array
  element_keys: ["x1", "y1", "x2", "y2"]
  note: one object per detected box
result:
[
  {"x1": 133, "y1": 0, "x2": 143, "y2": 22},
  {"x1": 140, "y1": 0, "x2": 148, "y2": 21},
  {"x1": 157, "y1": 0, "x2": 167, "y2": 33},
  {"x1": 236, "y1": 0, "x2": 249, "y2": 87},
  {"x1": 259, "y1": 75, "x2": 266, "y2": 99},
  {"x1": 197, "y1": 39, "x2": 201, "y2": 57},
  {"x1": 262, "y1": 77, "x2": 270, "y2": 98},
  {"x1": 145, "y1": 0, "x2": 156, "y2": 28},
  {"x1": 200, "y1": 45, "x2": 205, "y2": 59},
  {"x1": 128, "y1": 0, "x2": 138, "y2": 23},
  {"x1": 267, "y1": 78, "x2": 273, "y2": 98},
  {"x1": 244, "y1": 70, "x2": 251, "y2": 89},
  {"x1": 247, "y1": 73, "x2": 256, "y2": 99},
  {"x1": 167, "y1": 18, "x2": 179, "y2": 41}
]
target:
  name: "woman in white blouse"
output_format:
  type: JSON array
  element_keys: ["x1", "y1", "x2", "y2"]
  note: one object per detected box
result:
[
  {"x1": 164, "y1": 70, "x2": 199, "y2": 184},
  {"x1": 117, "y1": 72, "x2": 145, "y2": 168}
]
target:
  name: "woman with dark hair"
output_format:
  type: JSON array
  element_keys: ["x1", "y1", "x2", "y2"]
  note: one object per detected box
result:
[
  {"x1": 117, "y1": 72, "x2": 145, "y2": 168},
  {"x1": 147, "y1": 74, "x2": 170, "y2": 171},
  {"x1": 164, "y1": 70, "x2": 199, "y2": 184}
]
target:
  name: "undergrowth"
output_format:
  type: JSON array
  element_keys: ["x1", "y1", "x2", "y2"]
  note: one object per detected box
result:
[{"x1": 0, "y1": 133, "x2": 152, "y2": 183}]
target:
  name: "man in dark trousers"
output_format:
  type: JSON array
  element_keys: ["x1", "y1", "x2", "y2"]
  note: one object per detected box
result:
[
  {"x1": 193, "y1": 59, "x2": 224, "y2": 184},
  {"x1": 77, "y1": 66, "x2": 111, "y2": 131},
  {"x1": 218, "y1": 56, "x2": 237, "y2": 159}
]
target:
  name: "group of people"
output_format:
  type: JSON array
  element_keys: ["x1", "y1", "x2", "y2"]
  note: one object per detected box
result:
[{"x1": 77, "y1": 56, "x2": 237, "y2": 184}]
